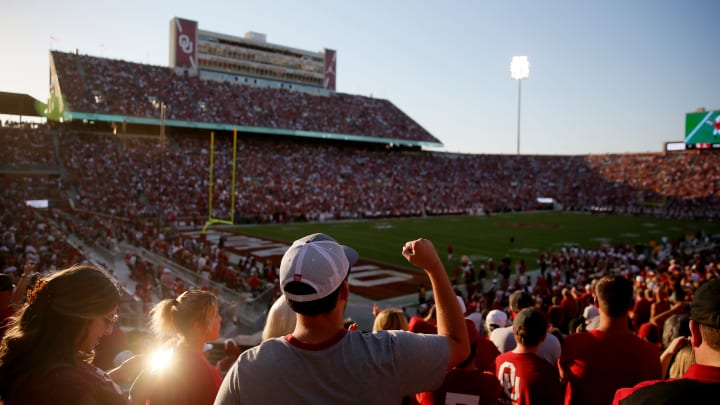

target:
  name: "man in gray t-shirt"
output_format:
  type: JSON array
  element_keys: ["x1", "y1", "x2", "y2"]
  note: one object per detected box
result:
[
  {"x1": 490, "y1": 290, "x2": 561, "y2": 365},
  {"x1": 214, "y1": 234, "x2": 469, "y2": 405}
]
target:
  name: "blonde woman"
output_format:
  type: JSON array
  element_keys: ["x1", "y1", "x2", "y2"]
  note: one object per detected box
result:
[
  {"x1": 373, "y1": 308, "x2": 409, "y2": 332},
  {"x1": 130, "y1": 290, "x2": 222, "y2": 405},
  {"x1": 261, "y1": 295, "x2": 296, "y2": 341}
]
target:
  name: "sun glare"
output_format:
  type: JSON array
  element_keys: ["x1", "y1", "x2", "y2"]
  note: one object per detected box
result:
[{"x1": 149, "y1": 347, "x2": 174, "y2": 372}]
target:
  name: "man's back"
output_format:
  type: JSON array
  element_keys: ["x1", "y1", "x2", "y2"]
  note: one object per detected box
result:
[
  {"x1": 490, "y1": 326, "x2": 561, "y2": 365},
  {"x1": 613, "y1": 363, "x2": 720, "y2": 404},
  {"x1": 496, "y1": 351, "x2": 564, "y2": 405},
  {"x1": 215, "y1": 329, "x2": 450, "y2": 404},
  {"x1": 560, "y1": 329, "x2": 661, "y2": 405}
]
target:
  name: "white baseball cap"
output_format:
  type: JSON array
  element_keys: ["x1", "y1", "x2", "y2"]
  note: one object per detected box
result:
[
  {"x1": 486, "y1": 309, "x2": 509, "y2": 330},
  {"x1": 279, "y1": 233, "x2": 359, "y2": 302}
]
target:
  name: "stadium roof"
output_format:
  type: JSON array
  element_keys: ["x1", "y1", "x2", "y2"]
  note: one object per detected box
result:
[{"x1": 0, "y1": 92, "x2": 46, "y2": 117}]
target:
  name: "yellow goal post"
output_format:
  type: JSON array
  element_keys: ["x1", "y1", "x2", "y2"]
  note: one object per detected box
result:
[{"x1": 202, "y1": 129, "x2": 238, "y2": 235}]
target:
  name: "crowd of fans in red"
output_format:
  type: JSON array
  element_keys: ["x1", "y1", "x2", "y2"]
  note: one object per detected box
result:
[
  {"x1": 2, "y1": 121, "x2": 719, "y2": 316},
  {"x1": 51, "y1": 51, "x2": 438, "y2": 143},
  {"x1": 0, "y1": 51, "x2": 717, "y2": 403},
  {"x1": 2, "y1": 118, "x2": 719, "y2": 403},
  {"x1": 4, "y1": 124, "x2": 718, "y2": 227}
]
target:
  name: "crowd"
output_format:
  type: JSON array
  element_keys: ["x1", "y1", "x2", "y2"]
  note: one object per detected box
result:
[
  {"x1": 2, "y1": 120, "x2": 719, "y2": 310},
  {"x1": 3, "y1": 124, "x2": 719, "y2": 230},
  {"x1": 51, "y1": 51, "x2": 438, "y2": 143},
  {"x1": 0, "y1": 125, "x2": 57, "y2": 169},
  {"x1": 1, "y1": 193, "x2": 718, "y2": 403},
  {"x1": 1, "y1": 57, "x2": 720, "y2": 401}
]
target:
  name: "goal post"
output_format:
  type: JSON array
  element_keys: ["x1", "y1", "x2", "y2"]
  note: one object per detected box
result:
[{"x1": 202, "y1": 129, "x2": 238, "y2": 235}]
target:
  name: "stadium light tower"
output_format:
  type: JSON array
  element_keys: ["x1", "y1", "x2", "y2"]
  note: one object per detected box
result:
[{"x1": 510, "y1": 56, "x2": 530, "y2": 155}]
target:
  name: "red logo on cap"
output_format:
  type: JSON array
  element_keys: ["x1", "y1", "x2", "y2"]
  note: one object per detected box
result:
[{"x1": 293, "y1": 274, "x2": 302, "y2": 282}]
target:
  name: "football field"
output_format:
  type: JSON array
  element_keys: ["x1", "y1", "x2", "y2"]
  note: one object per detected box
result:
[
  {"x1": 212, "y1": 211, "x2": 718, "y2": 331},
  {"x1": 228, "y1": 211, "x2": 719, "y2": 272}
]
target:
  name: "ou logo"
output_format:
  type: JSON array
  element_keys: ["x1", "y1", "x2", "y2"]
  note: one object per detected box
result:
[{"x1": 178, "y1": 34, "x2": 193, "y2": 54}]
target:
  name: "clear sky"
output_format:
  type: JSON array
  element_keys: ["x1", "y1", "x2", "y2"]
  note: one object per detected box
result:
[{"x1": 1, "y1": 0, "x2": 718, "y2": 155}]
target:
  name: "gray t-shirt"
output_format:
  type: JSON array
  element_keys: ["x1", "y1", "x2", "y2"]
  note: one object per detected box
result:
[
  {"x1": 489, "y1": 325, "x2": 561, "y2": 365},
  {"x1": 214, "y1": 329, "x2": 450, "y2": 405}
]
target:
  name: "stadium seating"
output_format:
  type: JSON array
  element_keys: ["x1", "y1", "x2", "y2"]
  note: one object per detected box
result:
[
  {"x1": 3, "y1": 124, "x2": 720, "y2": 226},
  {"x1": 51, "y1": 51, "x2": 439, "y2": 143}
]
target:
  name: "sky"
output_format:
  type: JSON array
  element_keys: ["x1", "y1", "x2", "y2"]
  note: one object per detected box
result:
[{"x1": 1, "y1": 0, "x2": 718, "y2": 155}]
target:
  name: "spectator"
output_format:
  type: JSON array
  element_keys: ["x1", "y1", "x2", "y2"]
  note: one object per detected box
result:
[
  {"x1": 417, "y1": 319, "x2": 501, "y2": 405},
  {"x1": 93, "y1": 323, "x2": 129, "y2": 371},
  {"x1": 667, "y1": 340, "x2": 695, "y2": 379},
  {"x1": 560, "y1": 288, "x2": 579, "y2": 334},
  {"x1": 581, "y1": 299, "x2": 600, "y2": 327},
  {"x1": 547, "y1": 295, "x2": 565, "y2": 332},
  {"x1": 214, "y1": 234, "x2": 469, "y2": 404},
  {"x1": 0, "y1": 265, "x2": 143, "y2": 403},
  {"x1": 408, "y1": 303, "x2": 439, "y2": 334},
  {"x1": 637, "y1": 322, "x2": 663, "y2": 349},
  {"x1": 490, "y1": 290, "x2": 562, "y2": 366},
  {"x1": 630, "y1": 287, "x2": 653, "y2": 332},
  {"x1": 0, "y1": 260, "x2": 39, "y2": 338},
  {"x1": 613, "y1": 277, "x2": 720, "y2": 403},
  {"x1": 261, "y1": 294, "x2": 297, "y2": 341},
  {"x1": 410, "y1": 300, "x2": 499, "y2": 376},
  {"x1": 473, "y1": 319, "x2": 503, "y2": 374},
  {"x1": 660, "y1": 313, "x2": 694, "y2": 378},
  {"x1": 486, "y1": 309, "x2": 510, "y2": 335},
  {"x1": 568, "y1": 316, "x2": 587, "y2": 334},
  {"x1": 216, "y1": 339, "x2": 242, "y2": 377},
  {"x1": 129, "y1": 290, "x2": 222, "y2": 405},
  {"x1": 496, "y1": 308, "x2": 564, "y2": 405},
  {"x1": 372, "y1": 307, "x2": 409, "y2": 332},
  {"x1": 466, "y1": 304, "x2": 484, "y2": 334},
  {"x1": 0, "y1": 274, "x2": 16, "y2": 337},
  {"x1": 559, "y1": 275, "x2": 662, "y2": 405}
]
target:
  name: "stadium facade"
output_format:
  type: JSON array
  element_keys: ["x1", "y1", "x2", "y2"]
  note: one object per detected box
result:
[{"x1": 169, "y1": 17, "x2": 336, "y2": 95}]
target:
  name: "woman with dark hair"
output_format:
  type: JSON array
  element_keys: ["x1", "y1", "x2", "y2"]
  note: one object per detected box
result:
[
  {"x1": 129, "y1": 289, "x2": 222, "y2": 405},
  {"x1": 0, "y1": 265, "x2": 142, "y2": 404}
]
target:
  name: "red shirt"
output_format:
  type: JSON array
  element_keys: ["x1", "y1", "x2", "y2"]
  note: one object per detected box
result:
[
  {"x1": 475, "y1": 337, "x2": 501, "y2": 373},
  {"x1": 631, "y1": 297, "x2": 652, "y2": 331},
  {"x1": 613, "y1": 363, "x2": 720, "y2": 404},
  {"x1": 547, "y1": 305, "x2": 565, "y2": 330},
  {"x1": 496, "y1": 351, "x2": 564, "y2": 405},
  {"x1": 417, "y1": 369, "x2": 500, "y2": 405},
  {"x1": 130, "y1": 347, "x2": 222, "y2": 405},
  {"x1": 408, "y1": 316, "x2": 437, "y2": 334},
  {"x1": 560, "y1": 329, "x2": 661, "y2": 405},
  {"x1": 560, "y1": 296, "x2": 579, "y2": 322}
]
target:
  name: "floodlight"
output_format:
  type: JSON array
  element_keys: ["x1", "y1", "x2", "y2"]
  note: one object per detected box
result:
[
  {"x1": 510, "y1": 56, "x2": 530, "y2": 155},
  {"x1": 510, "y1": 56, "x2": 530, "y2": 80}
]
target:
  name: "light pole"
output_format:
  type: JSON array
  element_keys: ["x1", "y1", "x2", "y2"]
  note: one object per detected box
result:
[
  {"x1": 510, "y1": 56, "x2": 530, "y2": 155},
  {"x1": 152, "y1": 100, "x2": 166, "y2": 233}
]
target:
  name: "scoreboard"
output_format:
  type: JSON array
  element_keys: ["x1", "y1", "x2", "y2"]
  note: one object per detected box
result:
[{"x1": 685, "y1": 110, "x2": 720, "y2": 150}]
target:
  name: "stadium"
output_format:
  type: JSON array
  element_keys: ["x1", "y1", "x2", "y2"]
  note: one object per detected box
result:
[{"x1": 1, "y1": 15, "x2": 720, "y2": 399}]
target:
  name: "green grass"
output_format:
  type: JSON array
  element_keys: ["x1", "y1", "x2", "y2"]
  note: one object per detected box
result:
[{"x1": 229, "y1": 212, "x2": 719, "y2": 271}]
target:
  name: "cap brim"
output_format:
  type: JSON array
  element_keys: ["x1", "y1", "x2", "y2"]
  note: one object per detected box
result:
[{"x1": 342, "y1": 246, "x2": 359, "y2": 266}]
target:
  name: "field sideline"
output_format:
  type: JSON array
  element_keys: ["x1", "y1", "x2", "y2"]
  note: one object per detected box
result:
[{"x1": 228, "y1": 211, "x2": 720, "y2": 272}]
